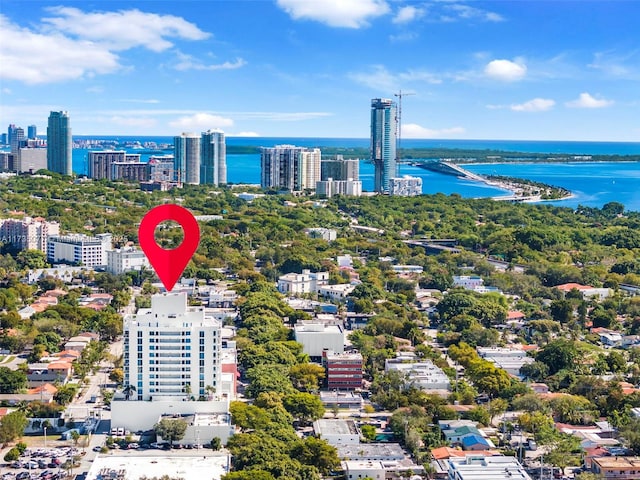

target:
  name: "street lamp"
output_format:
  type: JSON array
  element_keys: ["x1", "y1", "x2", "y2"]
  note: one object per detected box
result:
[{"x1": 44, "y1": 425, "x2": 47, "y2": 449}]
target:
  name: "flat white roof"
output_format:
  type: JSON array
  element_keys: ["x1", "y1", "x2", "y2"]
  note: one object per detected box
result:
[{"x1": 85, "y1": 454, "x2": 229, "y2": 480}]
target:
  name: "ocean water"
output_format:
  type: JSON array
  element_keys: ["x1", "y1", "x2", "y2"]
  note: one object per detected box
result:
[{"x1": 69, "y1": 136, "x2": 640, "y2": 212}]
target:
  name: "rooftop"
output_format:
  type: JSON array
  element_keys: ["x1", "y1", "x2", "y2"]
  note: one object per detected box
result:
[
  {"x1": 592, "y1": 456, "x2": 640, "y2": 469},
  {"x1": 85, "y1": 454, "x2": 230, "y2": 480}
]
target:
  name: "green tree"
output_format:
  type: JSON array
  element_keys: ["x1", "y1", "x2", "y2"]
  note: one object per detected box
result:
[
  {"x1": 0, "y1": 367, "x2": 27, "y2": 393},
  {"x1": 360, "y1": 424, "x2": 377, "y2": 441},
  {"x1": 210, "y1": 437, "x2": 222, "y2": 450},
  {"x1": 153, "y1": 418, "x2": 188, "y2": 447},
  {"x1": 290, "y1": 436, "x2": 340, "y2": 475},
  {"x1": 54, "y1": 384, "x2": 79, "y2": 405},
  {"x1": 109, "y1": 368, "x2": 124, "y2": 385},
  {"x1": 16, "y1": 250, "x2": 49, "y2": 269},
  {"x1": 289, "y1": 363, "x2": 326, "y2": 392},
  {"x1": 222, "y1": 472, "x2": 275, "y2": 480},
  {"x1": 536, "y1": 339, "x2": 579, "y2": 375},
  {"x1": 4, "y1": 447, "x2": 20, "y2": 462},
  {"x1": 283, "y1": 392, "x2": 325, "y2": 424},
  {"x1": 0, "y1": 411, "x2": 28, "y2": 443}
]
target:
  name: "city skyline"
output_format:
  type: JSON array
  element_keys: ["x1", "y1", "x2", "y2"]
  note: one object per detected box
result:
[{"x1": 1, "y1": 1, "x2": 639, "y2": 141}]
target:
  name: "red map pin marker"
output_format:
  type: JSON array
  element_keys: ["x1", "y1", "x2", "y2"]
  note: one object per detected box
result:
[{"x1": 138, "y1": 204, "x2": 200, "y2": 292}]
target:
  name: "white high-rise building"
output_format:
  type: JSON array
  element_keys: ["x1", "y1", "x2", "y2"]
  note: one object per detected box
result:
[
  {"x1": 261, "y1": 145, "x2": 321, "y2": 191},
  {"x1": 301, "y1": 148, "x2": 321, "y2": 190},
  {"x1": 123, "y1": 292, "x2": 222, "y2": 402},
  {"x1": 174, "y1": 133, "x2": 201, "y2": 184},
  {"x1": 200, "y1": 129, "x2": 227, "y2": 186}
]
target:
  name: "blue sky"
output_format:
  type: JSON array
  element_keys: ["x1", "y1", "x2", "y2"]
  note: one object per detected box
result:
[{"x1": 1, "y1": 0, "x2": 639, "y2": 140}]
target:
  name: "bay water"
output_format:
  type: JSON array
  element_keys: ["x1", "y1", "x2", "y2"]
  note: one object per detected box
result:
[{"x1": 70, "y1": 136, "x2": 640, "y2": 212}]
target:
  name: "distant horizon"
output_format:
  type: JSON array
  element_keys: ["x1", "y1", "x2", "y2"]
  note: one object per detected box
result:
[
  {"x1": 70, "y1": 134, "x2": 640, "y2": 144},
  {"x1": 2, "y1": 2, "x2": 639, "y2": 141}
]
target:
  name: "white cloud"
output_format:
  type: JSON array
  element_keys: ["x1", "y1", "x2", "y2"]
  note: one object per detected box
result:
[
  {"x1": 393, "y1": 5, "x2": 425, "y2": 24},
  {"x1": 566, "y1": 92, "x2": 614, "y2": 108},
  {"x1": 511, "y1": 98, "x2": 555, "y2": 112},
  {"x1": 276, "y1": 0, "x2": 390, "y2": 28},
  {"x1": 402, "y1": 123, "x2": 465, "y2": 138},
  {"x1": 349, "y1": 65, "x2": 440, "y2": 91},
  {"x1": 2, "y1": 88, "x2": 12, "y2": 95},
  {"x1": 588, "y1": 51, "x2": 639, "y2": 79},
  {"x1": 86, "y1": 86, "x2": 105, "y2": 94},
  {"x1": 389, "y1": 31, "x2": 418, "y2": 43},
  {"x1": 42, "y1": 7, "x2": 210, "y2": 52},
  {"x1": 484, "y1": 59, "x2": 527, "y2": 81},
  {"x1": 229, "y1": 132, "x2": 261, "y2": 137},
  {"x1": 0, "y1": 8, "x2": 228, "y2": 85},
  {"x1": 169, "y1": 113, "x2": 234, "y2": 130},
  {"x1": 443, "y1": 4, "x2": 504, "y2": 22},
  {"x1": 173, "y1": 52, "x2": 247, "y2": 72},
  {"x1": 0, "y1": 14, "x2": 120, "y2": 84}
]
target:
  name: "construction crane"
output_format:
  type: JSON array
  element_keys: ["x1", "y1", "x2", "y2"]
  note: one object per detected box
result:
[{"x1": 394, "y1": 90, "x2": 415, "y2": 162}]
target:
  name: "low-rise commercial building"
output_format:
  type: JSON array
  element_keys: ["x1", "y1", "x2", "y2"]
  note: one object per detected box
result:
[
  {"x1": 385, "y1": 353, "x2": 451, "y2": 392},
  {"x1": 47, "y1": 233, "x2": 112, "y2": 267},
  {"x1": 294, "y1": 323, "x2": 344, "y2": 358},
  {"x1": 313, "y1": 419, "x2": 360, "y2": 445},
  {"x1": 447, "y1": 456, "x2": 531, "y2": 480},
  {"x1": 323, "y1": 351, "x2": 363, "y2": 391},
  {"x1": 106, "y1": 246, "x2": 150, "y2": 275}
]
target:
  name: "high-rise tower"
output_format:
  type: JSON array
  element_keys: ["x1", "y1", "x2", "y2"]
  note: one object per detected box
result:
[
  {"x1": 261, "y1": 145, "x2": 320, "y2": 191},
  {"x1": 200, "y1": 129, "x2": 227, "y2": 186},
  {"x1": 174, "y1": 132, "x2": 201, "y2": 185},
  {"x1": 370, "y1": 98, "x2": 397, "y2": 193},
  {"x1": 47, "y1": 111, "x2": 72, "y2": 175}
]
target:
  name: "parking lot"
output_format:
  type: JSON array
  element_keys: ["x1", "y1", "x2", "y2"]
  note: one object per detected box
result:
[{"x1": 1, "y1": 447, "x2": 79, "y2": 480}]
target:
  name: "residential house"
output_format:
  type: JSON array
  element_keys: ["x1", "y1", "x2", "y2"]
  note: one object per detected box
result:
[
  {"x1": 555, "y1": 282, "x2": 611, "y2": 300},
  {"x1": 591, "y1": 456, "x2": 640, "y2": 479}
]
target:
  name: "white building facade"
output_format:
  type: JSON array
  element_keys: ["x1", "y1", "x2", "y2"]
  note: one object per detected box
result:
[
  {"x1": 277, "y1": 270, "x2": 329, "y2": 295},
  {"x1": 294, "y1": 323, "x2": 344, "y2": 358},
  {"x1": 47, "y1": 233, "x2": 111, "y2": 267},
  {"x1": 106, "y1": 246, "x2": 150, "y2": 275},
  {"x1": 123, "y1": 292, "x2": 222, "y2": 401}
]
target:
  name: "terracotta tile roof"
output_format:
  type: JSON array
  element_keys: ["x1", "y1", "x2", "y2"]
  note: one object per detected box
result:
[
  {"x1": 555, "y1": 283, "x2": 592, "y2": 291},
  {"x1": 27, "y1": 383, "x2": 58, "y2": 395},
  {"x1": 47, "y1": 362, "x2": 72, "y2": 370}
]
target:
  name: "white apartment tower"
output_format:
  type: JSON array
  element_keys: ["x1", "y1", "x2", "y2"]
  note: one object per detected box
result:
[
  {"x1": 174, "y1": 133, "x2": 201, "y2": 185},
  {"x1": 200, "y1": 129, "x2": 227, "y2": 186},
  {"x1": 123, "y1": 292, "x2": 222, "y2": 401}
]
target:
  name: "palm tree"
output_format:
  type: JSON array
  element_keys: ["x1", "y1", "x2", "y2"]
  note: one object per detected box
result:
[
  {"x1": 204, "y1": 385, "x2": 216, "y2": 400},
  {"x1": 122, "y1": 384, "x2": 136, "y2": 400},
  {"x1": 184, "y1": 383, "x2": 192, "y2": 400}
]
